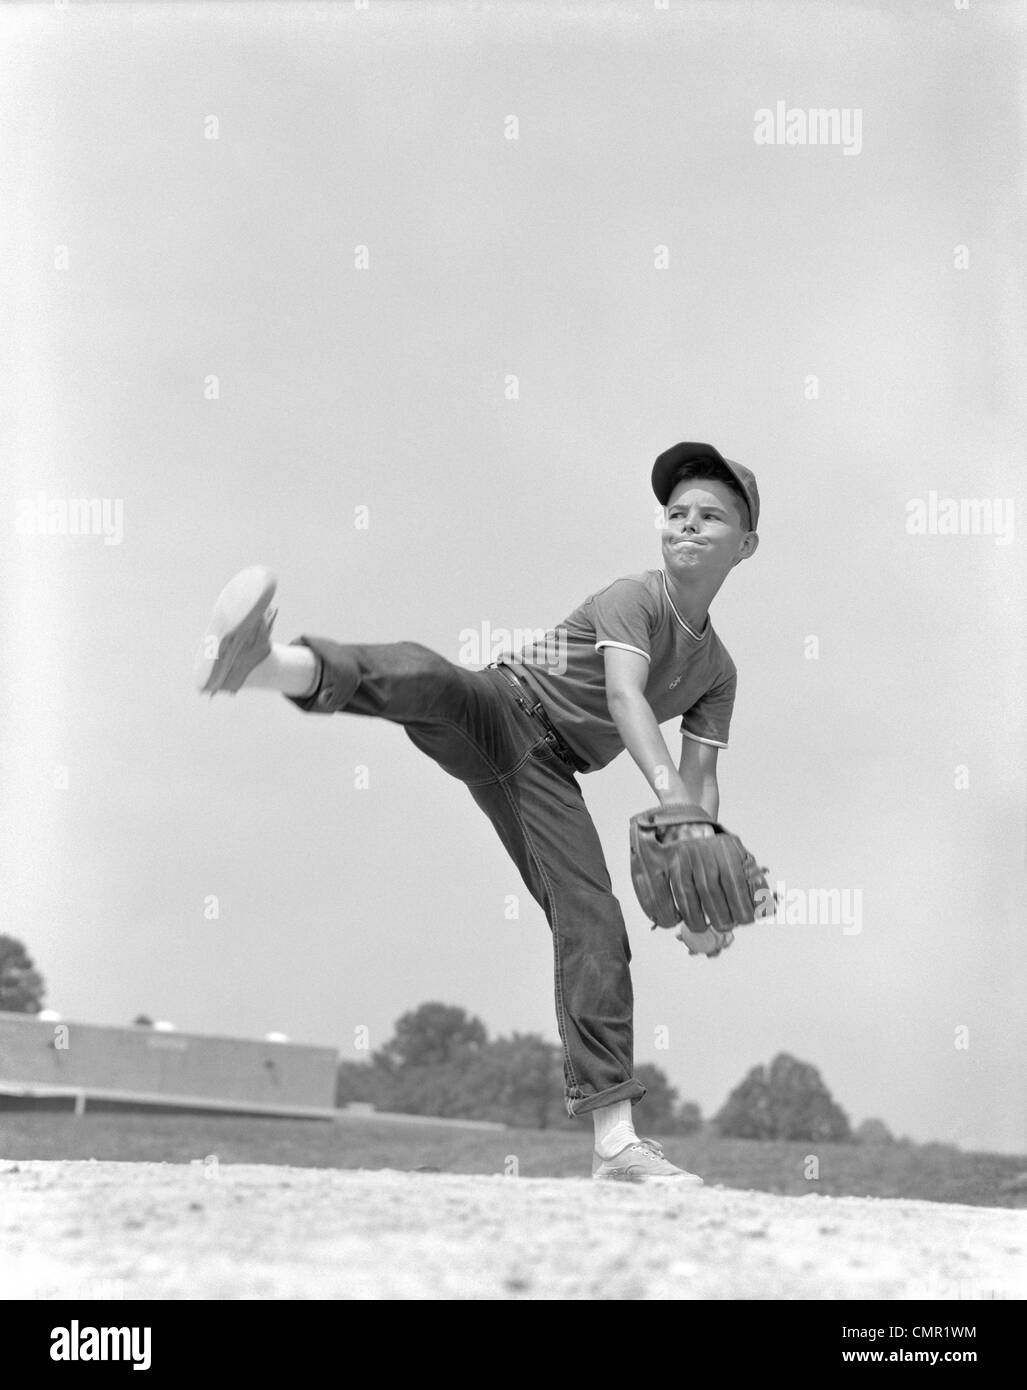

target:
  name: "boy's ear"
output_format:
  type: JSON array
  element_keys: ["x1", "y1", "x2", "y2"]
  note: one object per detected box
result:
[{"x1": 732, "y1": 532, "x2": 759, "y2": 566}]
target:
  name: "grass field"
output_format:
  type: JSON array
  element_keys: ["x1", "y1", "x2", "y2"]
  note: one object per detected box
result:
[{"x1": 1, "y1": 1111, "x2": 1024, "y2": 1208}]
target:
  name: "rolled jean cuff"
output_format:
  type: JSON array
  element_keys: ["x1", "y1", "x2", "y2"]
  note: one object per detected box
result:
[
  {"x1": 282, "y1": 637, "x2": 358, "y2": 714},
  {"x1": 566, "y1": 1077, "x2": 647, "y2": 1119}
]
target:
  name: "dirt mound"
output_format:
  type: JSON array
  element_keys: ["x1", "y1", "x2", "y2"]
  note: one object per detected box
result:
[{"x1": 1, "y1": 1161, "x2": 1023, "y2": 1300}]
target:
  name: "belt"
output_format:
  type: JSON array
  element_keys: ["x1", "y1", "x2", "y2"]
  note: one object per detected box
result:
[{"x1": 487, "y1": 662, "x2": 588, "y2": 774}]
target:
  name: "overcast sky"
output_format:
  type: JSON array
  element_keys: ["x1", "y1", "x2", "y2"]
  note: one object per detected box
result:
[{"x1": 2, "y1": 1, "x2": 1024, "y2": 1153}]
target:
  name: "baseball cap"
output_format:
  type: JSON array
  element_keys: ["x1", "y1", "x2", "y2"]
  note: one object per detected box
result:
[{"x1": 651, "y1": 442, "x2": 760, "y2": 531}]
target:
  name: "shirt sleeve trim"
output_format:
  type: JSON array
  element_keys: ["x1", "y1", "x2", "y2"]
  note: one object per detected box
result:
[
  {"x1": 680, "y1": 727, "x2": 728, "y2": 749},
  {"x1": 595, "y1": 640, "x2": 651, "y2": 662}
]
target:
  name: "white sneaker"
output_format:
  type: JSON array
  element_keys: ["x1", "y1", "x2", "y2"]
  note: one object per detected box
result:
[
  {"x1": 591, "y1": 1137, "x2": 704, "y2": 1184},
  {"x1": 195, "y1": 566, "x2": 278, "y2": 695}
]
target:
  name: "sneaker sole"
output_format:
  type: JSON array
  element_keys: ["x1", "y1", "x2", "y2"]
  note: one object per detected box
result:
[
  {"x1": 195, "y1": 566, "x2": 277, "y2": 695},
  {"x1": 592, "y1": 1170, "x2": 704, "y2": 1185}
]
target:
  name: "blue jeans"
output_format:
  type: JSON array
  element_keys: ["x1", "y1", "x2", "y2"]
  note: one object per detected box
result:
[{"x1": 286, "y1": 638, "x2": 646, "y2": 1117}]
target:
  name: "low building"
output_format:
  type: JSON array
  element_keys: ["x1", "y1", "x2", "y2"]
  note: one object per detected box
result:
[{"x1": 0, "y1": 1011, "x2": 337, "y2": 1119}]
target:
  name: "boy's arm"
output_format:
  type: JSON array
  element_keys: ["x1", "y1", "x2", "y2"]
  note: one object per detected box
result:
[
  {"x1": 677, "y1": 735, "x2": 720, "y2": 820},
  {"x1": 604, "y1": 647, "x2": 707, "y2": 808}
]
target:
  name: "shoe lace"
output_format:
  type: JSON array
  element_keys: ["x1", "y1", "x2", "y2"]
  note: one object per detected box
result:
[{"x1": 631, "y1": 1138, "x2": 666, "y2": 1159}]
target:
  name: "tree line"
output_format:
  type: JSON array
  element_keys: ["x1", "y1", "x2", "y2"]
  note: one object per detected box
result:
[
  {"x1": 2, "y1": 935, "x2": 879, "y2": 1142},
  {"x1": 339, "y1": 1000, "x2": 860, "y2": 1141}
]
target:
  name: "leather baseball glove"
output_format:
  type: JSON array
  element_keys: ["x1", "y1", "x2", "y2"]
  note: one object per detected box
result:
[{"x1": 629, "y1": 803, "x2": 772, "y2": 957}]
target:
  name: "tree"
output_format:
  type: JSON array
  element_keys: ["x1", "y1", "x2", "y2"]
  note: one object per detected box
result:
[
  {"x1": 370, "y1": 1033, "x2": 562, "y2": 1126},
  {"x1": 473, "y1": 1034, "x2": 564, "y2": 1129},
  {"x1": 132, "y1": 1014, "x2": 154, "y2": 1027},
  {"x1": 675, "y1": 1101, "x2": 703, "y2": 1136},
  {"x1": 369, "y1": 1002, "x2": 492, "y2": 1120},
  {"x1": 715, "y1": 1053, "x2": 851, "y2": 1142},
  {"x1": 766, "y1": 1053, "x2": 851, "y2": 1141},
  {"x1": 374, "y1": 1002, "x2": 488, "y2": 1071},
  {"x1": 0, "y1": 935, "x2": 46, "y2": 1014},
  {"x1": 714, "y1": 1063, "x2": 775, "y2": 1139},
  {"x1": 855, "y1": 1117, "x2": 895, "y2": 1146},
  {"x1": 360, "y1": 1003, "x2": 570, "y2": 1126},
  {"x1": 379, "y1": 1058, "x2": 486, "y2": 1120}
]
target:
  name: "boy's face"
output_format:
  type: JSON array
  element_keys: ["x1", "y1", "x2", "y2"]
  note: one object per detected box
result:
[{"x1": 661, "y1": 477, "x2": 758, "y2": 581}]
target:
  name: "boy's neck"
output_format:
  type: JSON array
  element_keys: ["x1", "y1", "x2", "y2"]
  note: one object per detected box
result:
[{"x1": 661, "y1": 568, "x2": 718, "y2": 633}]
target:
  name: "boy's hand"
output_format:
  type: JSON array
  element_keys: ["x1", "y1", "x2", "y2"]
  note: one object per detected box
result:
[
  {"x1": 663, "y1": 815, "x2": 734, "y2": 955},
  {"x1": 628, "y1": 803, "x2": 771, "y2": 958},
  {"x1": 676, "y1": 921, "x2": 734, "y2": 957}
]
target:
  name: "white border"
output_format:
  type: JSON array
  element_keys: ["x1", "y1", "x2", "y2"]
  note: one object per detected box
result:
[
  {"x1": 680, "y1": 727, "x2": 728, "y2": 749},
  {"x1": 595, "y1": 639, "x2": 651, "y2": 662}
]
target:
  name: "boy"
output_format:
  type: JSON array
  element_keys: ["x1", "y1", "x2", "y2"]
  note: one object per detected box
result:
[{"x1": 196, "y1": 441, "x2": 760, "y2": 1181}]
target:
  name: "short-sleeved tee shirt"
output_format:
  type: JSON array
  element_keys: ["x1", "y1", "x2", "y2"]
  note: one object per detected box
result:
[{"x1": 504, "y1": 569, "x2": 737, "y2": 774}]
